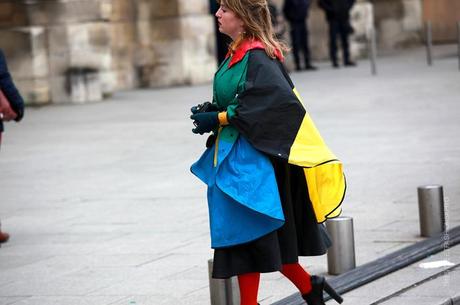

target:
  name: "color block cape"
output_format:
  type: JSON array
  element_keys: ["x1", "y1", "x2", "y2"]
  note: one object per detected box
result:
[
  {"x1": 191, "y1": 41, "x2": 345, "y2": 248},
  {"x1": 230, "y1": 49, "x2": 346, "y2": 223}
]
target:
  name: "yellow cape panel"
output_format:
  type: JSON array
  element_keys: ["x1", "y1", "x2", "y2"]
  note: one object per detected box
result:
[{"x1": 289, "y1": 88, "x2": 346, "y2": 223}]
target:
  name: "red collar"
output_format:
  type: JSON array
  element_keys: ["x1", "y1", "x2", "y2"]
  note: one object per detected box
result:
[{"x1": 226, "y1": 39, "x2": 284, "y2": 68}]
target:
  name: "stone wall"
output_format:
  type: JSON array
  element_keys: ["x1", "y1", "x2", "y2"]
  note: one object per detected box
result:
[
  {"x1": 0, "y1": 0, "x2": 216, "y2": 105},
  {"x1": 0, "y1": 26, "x2": 50, "y2": 104},
  {"x1": 0, "y1": 0, "x2": 427, "y2": 105},
  {"x1": 370, "y1": 0, "x2": 423, "y2": 49},
  {"x1": 136, "y1": 0, "x2": 216, "y2": 88}
]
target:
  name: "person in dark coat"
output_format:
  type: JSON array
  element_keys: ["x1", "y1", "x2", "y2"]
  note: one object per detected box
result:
[
  {"x1": 268, "y1": 1, "x2": 286, "y2": 40},
  {"x1": 283, "y1": 0, "x2": 317, "y2": 71},
  {"x1": 318, "y1": 0, "x2": 356, "y2": 67},
  {"x1": 0, "y1": 49, "x2": 25, "y2": 244},
  {"x1": 0, "y1": 49, "x2": 24, "y2": 130}
]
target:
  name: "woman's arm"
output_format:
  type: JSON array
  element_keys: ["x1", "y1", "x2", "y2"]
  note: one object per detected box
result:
[{"x1": 0, "y1": 49, "x2": 24, "y2": 122}]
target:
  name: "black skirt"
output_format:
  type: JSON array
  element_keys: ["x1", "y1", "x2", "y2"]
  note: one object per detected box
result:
[{"x1": 212, "y1": 157, "x2": 332, "y2": 279}]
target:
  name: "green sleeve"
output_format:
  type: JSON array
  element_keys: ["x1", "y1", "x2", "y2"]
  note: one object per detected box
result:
[{"x1": 226, "y1": 102, "x2": 238, "y2": 119}]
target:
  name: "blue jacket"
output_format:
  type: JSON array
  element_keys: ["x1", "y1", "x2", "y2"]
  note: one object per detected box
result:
[{"x1": 0, "y1": 49, "x2": 24, "y2": 132}]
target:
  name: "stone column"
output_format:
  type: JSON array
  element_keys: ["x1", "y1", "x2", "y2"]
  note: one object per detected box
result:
[
  {"x1": 0, "y1": 0, "x2": 140, "y2": 104},
  {"x1": 350, "y1": 1, "x2": 375, "y2": 58},
  {"x1": 41, "y1": 0, "x2": 118, "y2": 103},
  {"x1": 0, "y1": 1, "x2": 52, "y2": 105},
  {"x1": 136, "y1": 0, "x2": 217, "y2": 88},
  {"x1": 371, "y1": 0, "x2": 423, "y2": 50},
  {"x1": 0, "y1": 26, "x2": 50, "y2": 105},
  {"x1": 105, "y1": 0, "x2": 138, "y2": 92}
]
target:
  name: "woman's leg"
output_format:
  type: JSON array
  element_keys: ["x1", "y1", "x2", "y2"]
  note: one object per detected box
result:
[
  {"x1": 281, "y1": 263, "x2": 312, "y2": 294},
  {"x1": 237, "y1": 272, "x2": 260, "y2": 305}
]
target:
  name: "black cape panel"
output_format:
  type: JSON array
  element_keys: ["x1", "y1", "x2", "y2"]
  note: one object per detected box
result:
[
  {"x1": 229, "y1": 49, "x2": 305, "y2": 160},
  {"x1": 228, "y1": 49, "x2": 345, "y2": 224}
]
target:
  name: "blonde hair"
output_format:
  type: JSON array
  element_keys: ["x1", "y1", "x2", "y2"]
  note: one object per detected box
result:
[{"x1": 218, "y1": 0, "x2": 289, "y2": 59}]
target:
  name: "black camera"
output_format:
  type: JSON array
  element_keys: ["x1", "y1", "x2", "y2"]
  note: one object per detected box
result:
[{"x1": 191, "y1": 101, "x2": 219, "y2": 114}]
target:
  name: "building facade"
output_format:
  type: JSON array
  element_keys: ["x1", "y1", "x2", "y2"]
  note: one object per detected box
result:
[
  {"x1": 0, "y1": 0, "x2": 455, "y2": 105},
  {"x1": 0, "y1": 0, "x2": 216, "y2": 105}
]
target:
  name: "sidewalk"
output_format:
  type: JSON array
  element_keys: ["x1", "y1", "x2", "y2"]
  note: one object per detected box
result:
[
  {"x1": 1, "y1": 46, "x2": 459, "y2": 305},
  {"x1": 339, "y1": 243, "x2": 460, "y2": 305}
]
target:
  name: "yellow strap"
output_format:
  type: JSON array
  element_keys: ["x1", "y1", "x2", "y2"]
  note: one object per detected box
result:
[
  {"x1": 213, "y1": 127, "x2": 222, "y2": 167},
  {"x1": 218, "y1": 112, "x2": 229, "y2": 126}
]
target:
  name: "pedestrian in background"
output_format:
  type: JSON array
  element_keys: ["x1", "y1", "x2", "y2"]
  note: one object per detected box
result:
[
  {"x1": 318, "y1": 0, "x2": 356, "y2": 68},
  {"x1": 283, "y1": 0, "x2": 317, "y2": 71},
  {"x1": 268, "y1": 0, "x2": 286, "y2": 40},
  {"x1": 190, "y1": 0, "x2": 346, "y2": 304},
  {"x1": 0, "y1": 49, "x2": 25, "y2": 244}
]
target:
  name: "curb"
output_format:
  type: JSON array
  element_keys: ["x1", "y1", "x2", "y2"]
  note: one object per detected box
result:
[{"x1": 272, "y1": 226, "x2": 460, "y2": 305}]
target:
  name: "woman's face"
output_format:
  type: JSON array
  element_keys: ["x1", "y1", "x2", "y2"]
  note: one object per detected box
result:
[{"x1": 215, "y1": 4, "x2": 245, "y2": 40}]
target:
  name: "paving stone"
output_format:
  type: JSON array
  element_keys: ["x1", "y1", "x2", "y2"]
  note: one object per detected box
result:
[
  {"x1": 401, "y1": 268, "x2": 460, "y2": 298},
  {"x1": 374, "y1": 296, "x2": 446, "y2": 305},
  {"x1": 337, "y1": 245, "x2": 460, "y2": 305},
  {"x1": 0, "y1": 297, "x2": 28, "y2": 305},
  {"x1": 0, "y1": 47, "x2": 459, "y2": 305},
  {"x1": 108, "y1": 294, "x2": 207, "y2": 305},
  {"x1": 0, "y1": 266, "x2": 135, "y2": 297},
  {"x1": 3, "y1": 296, "x2": 126, "y2": 305}
]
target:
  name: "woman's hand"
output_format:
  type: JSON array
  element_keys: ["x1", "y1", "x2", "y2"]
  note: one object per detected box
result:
[
  {"x1": 191, "y1": 112, "x2": 219, "y2": 134},
  {"x1": 0, "y1": 108, "x2": 18, "y2": 121},
  {"x1": 0, "y1": 90, "x2": 18, "y2": 122}
]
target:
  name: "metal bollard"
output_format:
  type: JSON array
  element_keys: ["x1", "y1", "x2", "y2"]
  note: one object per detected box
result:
[
  {"x1": 457, "y1": 21, "x2": 460, "y2": 71},
  {"x1": 426, "y1": 21, "x2": 433, "y2": 66},
  {"x1": 417, "y1": 185, "x2": 445, "y2": 237},
  {"x1": 208, "y1": 259, "x2": 239, "y2": 305},
  {"x1": 326, "y1": 216, "x2": 356, "y2": 275},
  {"x1": 368, "y1": 26, "x2": 378, "y2": 75}
]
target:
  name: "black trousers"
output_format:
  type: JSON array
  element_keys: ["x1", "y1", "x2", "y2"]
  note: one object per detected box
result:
[
  {"x1": 327, "y1": 19, "x2": 351, "y2": 65},
  {"x1": 289, "y1": 21, "x2": 312, "y2": 70}
]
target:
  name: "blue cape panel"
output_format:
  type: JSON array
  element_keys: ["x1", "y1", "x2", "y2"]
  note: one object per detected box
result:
[{"x1": 191, "y1": 135, "x2": 285, "y2": 248}]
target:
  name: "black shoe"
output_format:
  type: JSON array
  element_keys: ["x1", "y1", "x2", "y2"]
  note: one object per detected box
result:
[
  {"x1": 332, "y1": 62, "x2": 339, "y2": 68},
  {"x1": 344, "y1": 61, "x2": 356, "y2": 67},
  {"x1": 305, "y1": 65, "x2": 318, "y2": 71},
  {"x1": 302, "y1": 276, "x2": 343, "y2": 305}
]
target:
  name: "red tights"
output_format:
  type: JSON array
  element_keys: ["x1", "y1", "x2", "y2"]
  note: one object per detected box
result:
[
  {"x1": 238, "y1": 272, "x2": 260, "y2": 305},
  {"x1": 237, "y1": 263, "x2": 311, "y2": 305},
  {"x1": 280, "y1": 263, "x2": 312, "y2": 294}
]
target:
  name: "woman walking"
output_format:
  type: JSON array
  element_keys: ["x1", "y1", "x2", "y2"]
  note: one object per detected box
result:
[{"x1": 190, "y1": 1, "x2": 346, "y2": 304}]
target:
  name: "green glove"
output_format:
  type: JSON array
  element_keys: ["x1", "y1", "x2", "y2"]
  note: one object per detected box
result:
[{"x1": 191, "y1": 111, "x2": 219, "y2": 135}]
